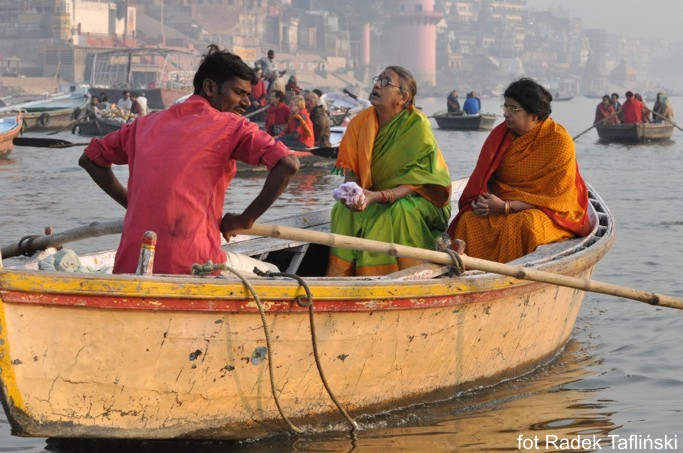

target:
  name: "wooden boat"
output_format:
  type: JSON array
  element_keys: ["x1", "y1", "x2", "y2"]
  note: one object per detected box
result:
[
  {"x1": 72, "y1": 113, "x2": 130, "y2": 137},
  {"x1": 88, "y1": 48, "x2": 196, "y2": 111},
  {"x1": 0, "y1": 111, "x2": 21, "y2": 159},
  {"x1": 432, "y1": 110, "x2": 498, "y2": 130},
  {"x1": 595, "y1": 123, "x2": 674, "y2": 143},
  {"x1": 321, "y1": 92, "x2": 370, "y2": 126},
  {"x1": 0, "y1": 179, "x2": 616, "y2": 440},
  {"x1": 236, "y1": 148, "x2": 336, "y2": 173},
  {"x1": 0, "y1": 94, "x2": 89, "y2": 132}
]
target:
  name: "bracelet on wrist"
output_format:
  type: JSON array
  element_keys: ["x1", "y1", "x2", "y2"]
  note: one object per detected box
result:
[{"x1": 504, "y1": 201, "x2": 511, "y2": 216}]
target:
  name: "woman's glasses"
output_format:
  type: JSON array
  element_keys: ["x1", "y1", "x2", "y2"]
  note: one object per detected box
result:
[
  {"x1": 372, "y1": 76, "x2": 401, "y2": 89},
  {"x1": 501, "y1": 104, "x2": 525, "y2": 114}
]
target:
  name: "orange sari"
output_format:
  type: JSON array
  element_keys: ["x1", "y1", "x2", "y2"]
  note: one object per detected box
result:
[{"x1": 448, "y1": 119, "x2": 591, "y2": 263}]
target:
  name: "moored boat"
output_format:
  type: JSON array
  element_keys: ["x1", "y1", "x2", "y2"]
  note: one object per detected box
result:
[
  {"x1": 432, "y1": 110, "x2": 498, "y2": 130},
  {"x1": 0, "y1": 111, "x2": 21, "y2": 159},
  {"x1": 0, "y1": 94, "x2": 89, "y2": 132},
  {"x1": 72, "y1": 113, "x2": 132, "y2": 137},
  {"x1": 595, "y1": 123, "x2": 674, "y2": 143},
  {"x1": 88, "y1": 48, "x2": 196, "y2": 111},
  {"x1": 0, "y1": 180, "x2": 615, "y2": 440}
]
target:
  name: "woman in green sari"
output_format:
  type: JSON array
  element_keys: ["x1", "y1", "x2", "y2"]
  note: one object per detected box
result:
[{"x1": 326, "y1": 66, "x2": 452, "y2": 276}]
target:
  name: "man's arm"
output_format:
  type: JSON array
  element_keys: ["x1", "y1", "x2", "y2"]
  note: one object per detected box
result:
[
  {"x1": 78, "y1": 153, "x2": 128, "y2": 208},
  {"x1": 220, "y1": 155, "x2": 300, "y2": 240}
]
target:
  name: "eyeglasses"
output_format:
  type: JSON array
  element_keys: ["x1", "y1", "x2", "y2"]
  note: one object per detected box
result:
[
  {"x1": 372, "y1": 76, "x2": 401, "y2": 89},
  {"x1": 501, "y1": 104, "x2": 525, "y2": 114}
]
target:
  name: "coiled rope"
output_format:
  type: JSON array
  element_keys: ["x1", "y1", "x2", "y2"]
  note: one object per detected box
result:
[
  {"x1": 255, "y1": 269, "x2": 360, "y2": 432},
  {"x1": 191, "y1": 261, "x2": 303, "y2": 434},
  {"x1": 435, "y1": 235, "x2": 465, "y2": 277}
]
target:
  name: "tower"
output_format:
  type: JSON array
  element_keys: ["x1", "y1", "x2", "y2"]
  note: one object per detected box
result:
[{"x1": 387, "y1": 0, "x2": 441, "y2": 88}]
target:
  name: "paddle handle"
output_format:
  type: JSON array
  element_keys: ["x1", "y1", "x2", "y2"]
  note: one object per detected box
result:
[
  {"x1": 572, "y1": 110, "x2": 619, "y2": 141},
  {"x1": 650, "y1": 110, "x2": 683, "y2": 132},
  {"x1": 1, "y1": 220, "x2": 123, "y2": 259},
  {"x1": 240, "y1": 223, "x2": 683, "y2": 311}
]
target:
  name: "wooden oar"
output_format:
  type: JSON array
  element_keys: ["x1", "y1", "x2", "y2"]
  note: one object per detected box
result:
[
  {"x1": 237, "y1": 223, "x2": 683, "y2": 311},
  {"x1": 573, "y1": 110, "x2": 619, "y2": 141},
  {"x1": 244, "y1": 105, "x2": 268, "y2": 119},
  {"x1": 5, "y1": 220, "x2": 682, "y2": 311},
  {"x1": 13, "y1": 137, "x2": 91, "y2": 148},
  {"x1": 307, "y1": 146, "x2": 338, "y2": 159},
  {"x1": 650, "y1": 110, "x2": 683, "y2": 132},
  {"x1": 1, "y1": 220, "x2": 123, "y2": 259}
]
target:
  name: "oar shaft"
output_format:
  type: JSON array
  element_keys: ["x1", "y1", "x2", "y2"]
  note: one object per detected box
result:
[
  {"x1": 572, "y1": 111, "x2": 619, "y2": 141},
  {"x1": 1, "y1": 220, "x2": 123, "y2": 259},
  {"x1": 650, "y1": 110, "x2": 683, "y2": 132},
  {"x1": 240, "y1": 223, "x2": 683, "y2": 311}
]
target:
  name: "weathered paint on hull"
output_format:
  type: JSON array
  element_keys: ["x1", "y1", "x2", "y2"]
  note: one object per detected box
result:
[{"x1": 0, "y1": 258, "x2": 600, "y2": 439}]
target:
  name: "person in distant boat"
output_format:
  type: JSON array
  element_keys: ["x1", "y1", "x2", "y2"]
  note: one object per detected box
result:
[
  {"x1": 116, "y1": 90, "x2": 132, "y2": 112},
  {"x1": 652, "y1": 92, "x2": 674, "y2": 123},
  {"x1": 610, "y1": 93, "x2": 623, "y2": 121},
  {"x1": 256, "y1": 49, "x2": 286, "y2": 92},
  {"x1": 448, "y1": 78, "x2": 591, "y2": 263},
  {"x1": 79, "y1": 44, "x2": 300, "y2": 275},
  {"x1": 446, "y1": 90, "x2": 460, "y2": 112},
  {"x1": 326, "y1": 65, "x2": 452, "y2": 277},
  {"x1": 248, "y1": 67, "x2": 267, "y2": 108},
  {"x1": 129, "y1": 92, "x2": 142, "y2": 116},
  {"x1": 265, "y1": 90, "x2": 290, "y2": 136},
  {"x1": 276, "y1": 94, "x2": 315, "y2": 149},
  {"x1": 99, "y1": 92, "x2": 110, "y2": 110},
  {"x1": 594, "y1": 95, "x2": 620, "y2": 124},
  {"x1": 463, "y1": 91, "x2": 481, "y2": 114},
  {"x1": 86, "y1": 95, "x2": 101, "y2": 119},
  {"x1": 137, "y1": 92, "x2": 148, "y2": 115},
  {"x1": 285, "y1": 75, "x2": 302, "y2": 96},
  {"x1": 620, "y1": 91, "x2": 644, "y2": 124},
  {"x1": 634, "y1": 93, "x2": 651, "y2": 122},
  {"x1": 304, "y1": 91, "x2": 331, "y2": 147}
]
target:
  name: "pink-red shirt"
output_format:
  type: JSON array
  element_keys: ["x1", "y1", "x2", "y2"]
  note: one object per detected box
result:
[{"x1": 84, "y1": 95, "x2": 292, "y2": 274}]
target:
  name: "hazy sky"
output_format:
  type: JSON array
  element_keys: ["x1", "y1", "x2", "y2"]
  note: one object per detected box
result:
[{"x1": 524, "y1": 0, "x2": 682, "y2": 42}]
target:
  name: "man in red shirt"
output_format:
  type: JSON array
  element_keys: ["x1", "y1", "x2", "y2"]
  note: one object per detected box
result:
[
  {"x1": 265, "y1": 90, "x2": 290, "y2": 136},
  {"x1": 79, "y1": 45, "x2": 300, "y2": 275},
  {"x1": 620, "y1": 91, "x2": 643, "y2": 124}
]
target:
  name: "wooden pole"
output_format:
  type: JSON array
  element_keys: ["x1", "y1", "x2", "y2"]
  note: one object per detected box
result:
[
  {"x1": 572, "y1": 110, "x2": 619, "y2": 141},
  {"x1": 650, "y1": 110, "x2": 683, "y2": 132},
  {"x1": 237, "y1": 223, "x2": 683, "y2": 311},
  {"x1": 1, "y1": 220, "x2": 123, "y2": 259}
]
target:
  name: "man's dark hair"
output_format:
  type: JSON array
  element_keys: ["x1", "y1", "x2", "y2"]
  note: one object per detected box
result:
[
  {"x1": 625, "y1": 91, "x2": 634, "y2": 98},
  {"x1": 271, "y1": 90, "x2": 285, "y2": 101},
  {"x1": 611, "y1": 93, "x2": 619, "y2": 99},
  {"x1": 312, "y1": 89, "x2": 323, "y2": 98},
  {"x1": 504, "y1": 78, "x2": 553, "y2": 120},
  {"x1": 193, "y1": 44, "x2": 256, "y2": 94}
]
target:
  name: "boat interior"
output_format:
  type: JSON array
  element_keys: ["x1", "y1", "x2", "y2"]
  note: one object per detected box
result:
[{"x1": 3, "y1": 182, "x2": 613, "y2": 281}]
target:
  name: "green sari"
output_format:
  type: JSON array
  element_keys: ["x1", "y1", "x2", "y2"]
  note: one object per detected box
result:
[{"x1": 328, "y1": 108, "x2": 452, "y2": 276}]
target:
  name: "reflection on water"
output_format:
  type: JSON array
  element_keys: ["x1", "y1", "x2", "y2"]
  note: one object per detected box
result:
[{"x1": 2, "y1": 96, "x2": 683, "y2": 451}]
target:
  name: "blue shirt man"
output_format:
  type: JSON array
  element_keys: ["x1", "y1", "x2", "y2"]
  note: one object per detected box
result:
[{"x1": 463, "y1": 92, "x2": 481, "y2": 114}]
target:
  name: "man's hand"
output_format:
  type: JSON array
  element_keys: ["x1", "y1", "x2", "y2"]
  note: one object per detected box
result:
[{"x1": 220, "y1": 212, "x2": 253, "y2": 242}]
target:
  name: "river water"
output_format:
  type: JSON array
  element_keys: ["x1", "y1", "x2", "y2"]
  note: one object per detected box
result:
[{"x1": 1, "y1": 95, "x2": 682, "y2": 452}]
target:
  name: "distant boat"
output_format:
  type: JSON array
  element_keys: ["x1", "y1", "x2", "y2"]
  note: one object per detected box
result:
[
  {"x1": 88, "y1": 48, "x2": 196, "y2": 111},
  {"x1": 0, "y1": 111, "x2": 22, "y2": 159},
  {"x1": 321, "y1": 92, "x2": 370, "y2": 126},
  {"x1": 431, "y1": 110, "x2": 498, "y2": 130},
  {"x1": 554, "y1": 93, "x2": 574, "y2": 102},
  {"x1": 596, "y1": 123, "x2": 674, "y2": 143},
  {"x1": 0, "y1": 94, "x2": 88, "y2": 131}
]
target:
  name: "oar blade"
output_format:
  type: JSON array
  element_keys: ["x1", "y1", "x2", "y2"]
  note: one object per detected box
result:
[{"x1": 14, "y1": 137, "x2": 73, "y2": 147}]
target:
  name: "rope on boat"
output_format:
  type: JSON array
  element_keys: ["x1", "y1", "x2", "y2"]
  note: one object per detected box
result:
[
  {"x1": 17, "y1": 235, "x2": 40, "y2": 256},
  {"x1": 435, "y1": 235, "x2": 465, "y2": 276},
  {"x1": 191, "y1": 261, "x2": 304, "y2": 434},
  {"x1": 255, "y1": 269, "x2": 360, "y2": 433}
]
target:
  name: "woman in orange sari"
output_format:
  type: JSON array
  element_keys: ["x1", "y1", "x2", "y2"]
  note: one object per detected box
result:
[{"x1": 448, "y1": 78, "x2": 591, "y2": 263}]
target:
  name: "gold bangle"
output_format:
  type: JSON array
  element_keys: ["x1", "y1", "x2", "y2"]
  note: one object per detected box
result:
[{"x1": 504, "y1": 201, "x2": 510, "y2": 216}]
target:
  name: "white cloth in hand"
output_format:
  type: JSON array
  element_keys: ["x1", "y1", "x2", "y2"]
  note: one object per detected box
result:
[{"x1": 333, "y1": 181, "x2": 366, "y2": 206}]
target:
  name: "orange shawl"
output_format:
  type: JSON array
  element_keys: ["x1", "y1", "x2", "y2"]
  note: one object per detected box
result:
[{"x1": 447, "y1": 119, "x2": 591, "y2": 239}]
